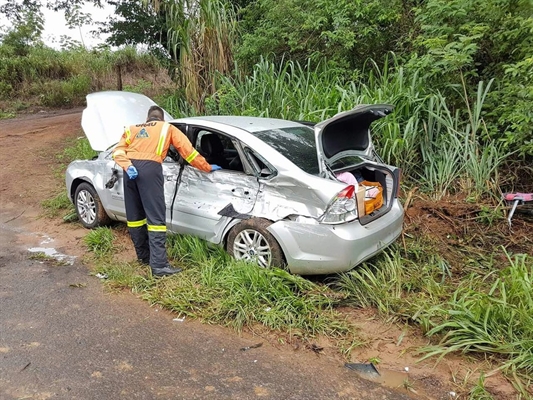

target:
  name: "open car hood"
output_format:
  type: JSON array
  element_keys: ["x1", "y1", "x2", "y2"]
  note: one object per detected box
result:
[
  {"x1": 81, "y1": 91, "x2": 173, "y2": 152},
  {"x1": 314, "y1": 104, "x2": 393, "y2": 171}
]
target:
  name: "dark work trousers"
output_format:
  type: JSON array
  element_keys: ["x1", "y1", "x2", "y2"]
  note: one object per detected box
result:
[{"x1": 123, "y1": 159, "x2": 168, "y2": 271}]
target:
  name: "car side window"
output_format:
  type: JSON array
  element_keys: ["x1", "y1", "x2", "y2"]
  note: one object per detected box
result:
[
  {"x1": 245, "y1": 149, "x2": 275, "y2": 178},
  {"x1": 192, "y1": 129, "x2": 244, "y2": 172}
]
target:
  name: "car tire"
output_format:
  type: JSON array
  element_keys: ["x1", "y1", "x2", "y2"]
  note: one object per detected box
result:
[
  {"x1": 74, "y1": 182, "x2": 111, "y2": 229},
  {"x1": 227, "y1": 218, "x2": 286, "y2": 269}
]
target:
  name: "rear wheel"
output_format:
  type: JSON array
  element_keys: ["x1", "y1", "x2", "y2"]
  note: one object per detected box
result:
[
  {"x1": 227, "y1": 218, "x2": 286, "y2": 268},
  {"x1": 74, "y1": 182, "x2": 111, "y2": 229}
]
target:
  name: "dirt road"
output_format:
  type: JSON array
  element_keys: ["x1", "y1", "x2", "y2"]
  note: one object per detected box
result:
[{"x1": 0, "y1": 111, "x2": 411, "y2": 399}]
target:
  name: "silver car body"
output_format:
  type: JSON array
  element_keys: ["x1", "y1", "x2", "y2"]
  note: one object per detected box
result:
[{"x1": 66, "y1": 91, "x2": 404, "y2": 275}]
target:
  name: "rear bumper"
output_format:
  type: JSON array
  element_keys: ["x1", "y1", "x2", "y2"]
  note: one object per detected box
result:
[{"x1": 267, "y1": 200, "x2": 404, "y2": 275}]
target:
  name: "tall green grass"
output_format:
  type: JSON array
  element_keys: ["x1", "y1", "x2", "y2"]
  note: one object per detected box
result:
[
  {"x1": 415, "y1": 251, "x2": 533, "y2": 378},
  {"x1": 163, "y1": 56, "x2": 511, "y2": 200},
  {"x1": 335, "y1": 245, "x2": 533, "y2": 387},
  {"x1": 95, "y1": 234, "x2": 355, "y2": 341},
  {"x1": 84, "y1": 227, "x2": 116, "y2": 258},
  {"x1": 335, "y1": 248, "x2": 453, "y2": 318}
]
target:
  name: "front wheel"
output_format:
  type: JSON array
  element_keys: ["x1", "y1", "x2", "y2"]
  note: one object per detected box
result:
[
  {"x1": 227, "y1": 218, "x2": 286, "y2": 269},
  {"x1": 74, "y1": 182, "x2": 111, "y2": 229}
]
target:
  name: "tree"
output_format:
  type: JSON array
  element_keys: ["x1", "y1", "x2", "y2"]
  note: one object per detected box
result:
[
  {"x1": 98, "y1": 0, "x2": 170, "y2": 57},
  {"x1": 236, "y1": 0, "x2": 404, "y2": 71},
  {"x1": 0, "y1": 6, "x2": 44, "y2": 55},
  {"x1": 0, "y1": 0, "x2": 104, "y2": 19},
  {"x1": 0, "y1": 0, "x2": 104, "y2": 49},
  {"x1": 0, "y1": 0, "x2": 41, "y2": 23},
  {"x1": 143, "y1": 0, "x2": 237, "y2": 109},
  {"x1": 408, "y1": 0, "x2": 533, "y2": 156},
  {"x1": 64, "y1": 4, "x2": 93, "y2": 48}
]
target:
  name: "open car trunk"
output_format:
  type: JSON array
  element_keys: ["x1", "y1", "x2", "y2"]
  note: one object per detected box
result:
[
  {"x1": 334, "y1": 162, "x2": 400, "y2": 225},
  {"x1": 314, "y1": 104, "x2": 393, "y2": 169},
  {"x1": 314, "y1": 104, "x2": 398, "y2": 224}
]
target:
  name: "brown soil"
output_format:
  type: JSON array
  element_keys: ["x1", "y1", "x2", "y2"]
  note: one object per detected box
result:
[{"x1": 0, "y1": 110, "x2": 529, "y2": 400}]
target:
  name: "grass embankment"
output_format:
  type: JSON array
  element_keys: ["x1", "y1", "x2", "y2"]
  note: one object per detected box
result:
[
  {"x1": 82, "y1": 224, "x2": 532, "y2": 398},
  {"x1": 47, "y1": 135, "x2": 533, "y2": 398},
  {"x1": 88, "y1": 231, "x2": 357, "y2": 345},
  {"x1": 41, "y1": 57, "x2": 533, "y2": 397},
  {"x1": 0, "y1": 45, "x2": 172, "y2": 115}
]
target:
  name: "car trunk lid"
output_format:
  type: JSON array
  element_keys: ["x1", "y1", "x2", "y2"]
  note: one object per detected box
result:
[
  {"x1": 82, "y1": 91, "x2": 173, "y2": 152},
  {"x1": 314, "y1": 104, "x2": 393, "y2": 175}
]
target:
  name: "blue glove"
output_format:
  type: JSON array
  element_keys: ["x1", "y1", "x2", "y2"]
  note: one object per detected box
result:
[
  {"x1": 126, "y1": 165, "x2": 138, "y2": 180},
  {"x1": 211, "y1": 164, "x2": 222, "y2": 171}
]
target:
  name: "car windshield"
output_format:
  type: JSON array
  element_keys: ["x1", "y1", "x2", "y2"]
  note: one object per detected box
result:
[{"x1": 252, "y1": 126, "x2": 319, "y2": 175}]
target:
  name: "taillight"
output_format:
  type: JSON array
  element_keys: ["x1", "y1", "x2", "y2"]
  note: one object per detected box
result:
[
  {"x1": 319, "y1": 185, "x2": 359, "y2": 224},
  {"x1": 393, "y1": 168, "x2": 402, "y2": 197}
]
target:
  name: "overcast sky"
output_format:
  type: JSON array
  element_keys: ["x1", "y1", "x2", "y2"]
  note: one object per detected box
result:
[{"x1": 0, "y1": 2, "x2": 114, "y2": 48}]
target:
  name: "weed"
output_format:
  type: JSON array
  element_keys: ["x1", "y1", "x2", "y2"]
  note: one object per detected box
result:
[
  {"x1": 402, "y1": 378, "x2": 415, "y2": 391},
  {"x1": 367, "y1": 356, "x2": 381, "y2": 365},
  {"x1": 468, "y1": 373, "x2": 494, "y2": 400},
  {"x1": 334, "y1": 248, "x2": 450, "y2": 317},
  {"x1": 93, "y1": 261, "x2": 152, "y2": 292},
  {"x1": 84, "y1": 227, "x2": 115, "y2": 258},
  {"x1": 28, "y1": 252, "x2": 53, "y2": 261},
  {"x1": 28, "y1": 251, "x2": 69, "y2": 267},
  {"x1": 0, "y1": 110, "x2": 15, "y2": 119},
  {"x1": 415, "y1": 251, "x2": 533, "y2": 382},
  {"x1": 63, "y1": 210, "x2": 78, "y2": 223},
  {"x1": 58, "y1": 137, "x2": 97, "y2": 165},
  {"x1": 123, "y1": 79, "x2": 152, "y2": 94},
  {"x1": 0, "y1": 44, "x2": 168, "y2": 102},
  {"x1": 475, "y1": 205, "x2": 504, "y2": 226},
  {"x1": 41, "y1": 191, "x2": 73, "y2": 217},
  {"x1": 339, "y1": 337, "x2": 366, "y2": 358},
  {"x1": 164, "y1": 57, "x2": 514, "y2": 202},
  {"x1": 39, "y1": 75, "x2": 91, "y2": 107}
]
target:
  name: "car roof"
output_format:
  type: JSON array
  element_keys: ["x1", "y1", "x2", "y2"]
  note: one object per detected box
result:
[
  {"x1": 172, "y1": 115, "x2": 305, "y2": 134},
  {"x1": 170, "y1": 115, "x2": 316, "y2": 174}
]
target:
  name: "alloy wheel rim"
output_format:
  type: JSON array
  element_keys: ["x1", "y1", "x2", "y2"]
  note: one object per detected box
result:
[
  {"x1": 233, "y1": 229, "x2": 272, "y2": 268},
  {"x1": 77, "y1": 190, "x2": 96, "y2": 224}
]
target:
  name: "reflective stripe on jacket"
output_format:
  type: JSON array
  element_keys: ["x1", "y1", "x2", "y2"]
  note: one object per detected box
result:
[{"x1": 112, "y1": 121, "x2": 212, "y2": 172}]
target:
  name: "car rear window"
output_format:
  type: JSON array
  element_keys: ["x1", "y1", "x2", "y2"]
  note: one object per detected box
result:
[
  {"x1": 252, "y1": 126, "x2": 320, "y2": 175},
  {"x1": 330, "y1": 155, "x2": 366, "y2": 170}
]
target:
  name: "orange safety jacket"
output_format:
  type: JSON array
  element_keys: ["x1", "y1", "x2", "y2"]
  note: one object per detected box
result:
[{"x1": 112, "y1": 121, "x2": 212, "y2": 173}]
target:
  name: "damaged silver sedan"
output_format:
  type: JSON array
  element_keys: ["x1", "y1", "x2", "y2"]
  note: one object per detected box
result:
[{"x1": 66, "y1": 91, "x2": 404, "y2": 275}]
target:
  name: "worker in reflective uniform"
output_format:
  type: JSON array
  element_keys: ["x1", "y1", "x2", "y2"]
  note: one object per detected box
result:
[{"x1": 112, "y1": 105, "x2": 222, "y2": 277}]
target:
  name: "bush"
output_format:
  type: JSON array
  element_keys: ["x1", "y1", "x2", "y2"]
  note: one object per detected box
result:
[
  {"x1": 39, "y1": 75, "x2": 91, "y2": 107},
  {"x1": 0, "y1": 43, "x2": 171, "y2": 110}
]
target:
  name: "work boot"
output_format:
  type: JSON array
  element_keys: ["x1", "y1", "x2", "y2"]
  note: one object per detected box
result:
[
  {"x1": 138, "y1": 258, "x2": 150, "y2": 265},
  {"x1": 151, "y1": 265, "x2": 182, "y2": 277}
]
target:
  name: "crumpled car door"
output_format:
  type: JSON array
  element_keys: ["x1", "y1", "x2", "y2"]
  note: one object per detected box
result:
[{"x1": 171, "y1": 167, "x2": 260, "y2": 243}]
